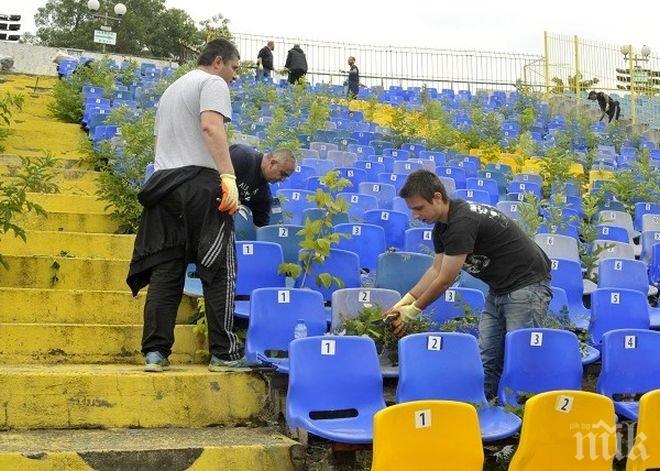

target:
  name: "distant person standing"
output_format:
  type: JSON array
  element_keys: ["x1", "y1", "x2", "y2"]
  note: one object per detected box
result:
[
  {"x1": 588, "y1": 90, "x2": 620, "y2": 123},
  {"x1": 340, "y1": 56, "x2": 360, "y2": 98},
  {"x1": 256, "y1": 40, "x2": 275, "y2": 80},
  {"x1": 285, "y1": 44, "x2": 308, "y2": 84}
]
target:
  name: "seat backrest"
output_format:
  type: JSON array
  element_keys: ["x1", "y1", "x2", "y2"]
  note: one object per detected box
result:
[
  {"x1": 597, "y1": 329, "x2": 660, "y2": 399},
  {"x1": 337, "y1": 192, "x2": 379, "y2": 222},
  {"x1": 627, "y1": 389, "x2": 660, "y2": 471},
  {"x1": 334, "y1": 223, "x2": 387, "y2": 271},
  {"x1": 301, "y1": 157, "x2": 333, "y2": 175},
  {"x1": 286, "y1": 336, "x2": 385, "y2": 421},
  {"x1": 397, "y1": 333, "x2": 487, "y2": 404},
  {"x1": 245, "y1": 288, "x2": 327, "y2": 363},
  {"x1": 496, "y1": 201, "x2": 527, "y2": 222},
  {"x1": 372, "y1": 400, "x2": 484, "y2": 471},
  {"x1": 235, "y1": 241, "x2": 286, "y2": 296},
  {"x1": 233, "y1": 206, "x2": 256, "y2": 241},
  {"x1": 642, "y1": 213, "x2": 660, "y2": 232},
  {"x1": 374, "y1": 252, "x2": 433, "y2": 295},
  {"x1": 436, "y1": 165, "x2": 467, "y2": 189},
  {"x1": 594, "y1": 225, "x2": 630, "y2": 243},
  {"x1": 640, "y1": 230, "x2": 660, "y2": 264},
  {"x1": 295, "y1": 248, "x2": 361, "y2": 302},
  {"x1": 418, "y1": 150, "x2": 447, "y2": 166},
  {"x1": 377, "y1": 172, "x2": 407, "y2": 193},
  {"x1": 392, "y1": 160, "x2": 423, "y2": 174},
  {"x1": 327, "y1": 150, "x2": 358, "y2": 167},
  {"x1": 549, "y1": 258, "x2": 585, "y2": 311},
  {"x1": 597, "y1": 258, "x2": 650, "y2": 295},
  {"x1": 353, "y1": 160, "x2": 385, "y2": 181},
  {"x1": 330, "y1": 288, "x2": 401, "y2": 332},
  {"x1": 282, "y1": 164, "x2": 317, "y2": 190},
  {"x1": 507, "y1": 180, "x2": 542, "y2": 198},
  {"x1": 454, "y1": 188, "x2": 492, "y2": 205},
  {"x1": 634, "y1": 202, "x2": 660, "y2": 231},
  {"x1": 275, "y1": 189, "x2": 316, "y2": 225},
  {"x1": 589, "y1": 288, "x2": 650, "y2": 346},
  {"x1": 383, "y1": 148, "x2": 410, "y2": 160},
  {"x1": 509, "y1": 390, "x2": 616, "y2": 471},
  {"x1": 256, "y1": 224, "x2": 304, "y2": 264},
  {"x1": 466, "y1": 177, "x2": 499, "y2": 205},
  {"x1": 310, "y1": 141, "x2": 339, "y2": 159},
  {"x1": 498, "y1": 328, "x2": 583, "y2": 406},
  {"x1": 424, "y1": 287, "x2": 485, "y2": 325},
  {"x1": 358, "y1": 182, "x2": 396, "y2": 209},
  {"x1": 534, "y1": 233, "x2": 580, "y2": 261},
  {"x1": 404, "y1": 227, "x2": 435, "y2": 254},
  {"x1": 593, "y1": 240, "x2": 635, "y2": 262},
  {"x1": 598, "y1": 210, "x2": 635, "y2": 238},
  {"x1": 364, "y1": 209, "x2": 410, "y2": 250}
]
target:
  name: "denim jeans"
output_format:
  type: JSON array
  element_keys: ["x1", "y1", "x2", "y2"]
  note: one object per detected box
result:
[{"x1": 479, "y1": 280, "x2": 552, "y2": 399}]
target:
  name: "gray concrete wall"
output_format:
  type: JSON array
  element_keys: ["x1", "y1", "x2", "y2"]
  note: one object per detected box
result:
[{"x1": 0, "y1": 42, "x2": 176, "y2": 76}]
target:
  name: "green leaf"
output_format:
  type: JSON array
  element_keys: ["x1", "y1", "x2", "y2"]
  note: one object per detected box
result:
[{"x1": 317, "y1": 272, "x2": 333, "y2": 288}]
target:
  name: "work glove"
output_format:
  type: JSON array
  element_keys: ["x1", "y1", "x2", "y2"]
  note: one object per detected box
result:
[
  {"x1": 384, "y1": 292, "x2": 416, "y2": 316},
  {"x1": 218, "y1": 174, "x2": 239, "y2": 215}
]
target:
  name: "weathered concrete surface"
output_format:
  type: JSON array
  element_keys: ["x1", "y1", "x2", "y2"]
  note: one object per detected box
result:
[
  {"x1": 0, "y1": 427, "x2": 299, "y2": 471},
  {"x1": 0, "y1": 365, "x2": 271, "y2": 429}
]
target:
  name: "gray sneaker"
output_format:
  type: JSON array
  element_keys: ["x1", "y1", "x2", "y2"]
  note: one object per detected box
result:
[
  {"x1": 208, "y1": 355, "x2": 248, "y2": 371},
  {"x1": 144, "y1": 351, "x2": 170, "y2": 372}
]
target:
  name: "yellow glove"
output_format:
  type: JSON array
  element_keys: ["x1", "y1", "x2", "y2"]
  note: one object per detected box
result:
[
  {"x1": 394, "y1": 302, "x2": 422, "y2": 323},
  {"x1": 387, "y1": 292, "x2": 416, "y2": 314},
  {"x1": 218, "y1": 174, "x2": 239, "y2": 215}
]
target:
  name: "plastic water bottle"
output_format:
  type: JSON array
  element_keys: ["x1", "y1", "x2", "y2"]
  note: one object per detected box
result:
[{"x1": 294, "y1": 319, "x2": 308, "y2": 339}]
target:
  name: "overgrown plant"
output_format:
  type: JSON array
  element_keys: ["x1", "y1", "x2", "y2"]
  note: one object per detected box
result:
[
  {"x1": 278, "y1": 171, "x2": 352, "y2": 290},
  {"x1": 0, "y1": 155, "x2": 59, "y2": 269},
  {"x1": 599, "y1": 149, "x2": 660, "y2": 211},
  {"x1": 0, "y1": 91, "x2": 25, "y2": 152}
]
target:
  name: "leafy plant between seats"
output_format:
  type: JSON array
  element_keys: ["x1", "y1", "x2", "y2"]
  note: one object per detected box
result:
[
  {"x1": 0, "y1": 154, "x2": 59, "y2": 269},
  {"x1": 0, "y1": 91, "x2": 25, "y2": 152},
  {"x1": 278, "y1": 170, "x2": 352, "y2": 291}
]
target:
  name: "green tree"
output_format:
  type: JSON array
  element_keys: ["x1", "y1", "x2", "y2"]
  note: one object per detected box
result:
[{"x1": 147, "y1": 8, "x2": 197, "y2": 58}]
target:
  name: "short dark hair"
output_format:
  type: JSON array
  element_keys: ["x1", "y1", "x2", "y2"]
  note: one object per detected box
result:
[
  {"x1": 588, "y1": 90, "x2": 597, "y2": 99},
  {"x1": 399, "y1": 170, "x2": 449, "y2": 203},
  {"x1": 197, "y1": 38, "x2": 240, "y2": 66}
]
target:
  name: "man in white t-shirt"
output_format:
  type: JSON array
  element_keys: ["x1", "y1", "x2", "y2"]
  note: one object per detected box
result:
[{"x1": 127, "y1": 39, "x2": 248, "y2": 372}]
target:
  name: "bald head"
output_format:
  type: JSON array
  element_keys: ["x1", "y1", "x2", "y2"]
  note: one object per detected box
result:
[{"x1": 261, "y1": 148, "x2": 296, "y2": 183}]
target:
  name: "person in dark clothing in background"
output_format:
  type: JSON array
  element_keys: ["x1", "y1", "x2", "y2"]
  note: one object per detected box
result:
[
  {"x1": 229, "y1": 144, "x2": 296, "y2": 226},
  {"x1": 340, "y1": 56, "x2": 360, "y2": 98},
  {"x1": 256, "y1": 41, "x2": 275, "y2": 80},
  {"x1": 285, "y1": 44, "x2": 308, "y2": 84},
  {"x1": 588, "y1": 90, "x2": 620, "y2": 123}
]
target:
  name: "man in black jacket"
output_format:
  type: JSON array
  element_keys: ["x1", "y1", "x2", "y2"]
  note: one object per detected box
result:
[
  {"x1": 256, "y1": 41, "x2": 274, "y2": 80},
  {"x1": 285, "y1": 44, "x2": 308, "y2": 84},
  {"x1": 588, "y1": 90, "x2": 620, "y2": 123},
  {"x1": 230, "y1": 144, "x2": 296, "y2": 226}
]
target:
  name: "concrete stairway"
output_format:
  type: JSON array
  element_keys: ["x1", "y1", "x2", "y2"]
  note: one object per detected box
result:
[{"x1": 0, "y1": 75, "x2": 298, "y2": 470}]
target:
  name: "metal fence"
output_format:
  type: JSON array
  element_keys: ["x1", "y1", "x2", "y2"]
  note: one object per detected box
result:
[{"x1": 233, "y1": 32, "x2": 542, "y2": 92}]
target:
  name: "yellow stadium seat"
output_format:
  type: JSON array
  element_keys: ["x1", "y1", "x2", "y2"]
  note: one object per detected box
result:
[
  {"x1": 589, "y1": 170, "x2": 614, "y2": 185},
  {"x1": 569, "y1": 162, "x2": 585, "y2": 176},
  {"x1": 371, "y1": 400, "x2": 484, "y2": 471},
  {"x1": 627, "y1": 389, "x2": 660, "y2": 471},
  {"x1": 509, "y1": 391, "x2": 616, "y2": 471}
]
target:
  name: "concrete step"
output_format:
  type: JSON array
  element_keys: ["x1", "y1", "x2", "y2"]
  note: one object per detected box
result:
[
  {"x1": 3, "y1": 230, "x2": 134, "y2": 259},
  {"x1": 0, "y1": 323, "x2": 204, "y2": 365},
  {"x1": 1, "y1": 163, "x2": 100, "y2": 195},
  {"x1": 0, "y1": 154, "x2": 87, "y2": 170},
  {"x1": 0, "y1": 288, "x2": 195, "y2": 325},
  {"x1": 26, "y1": 192, "x2": 110, "y2": 214},
  {"x1": 0, "y1": 364, "x2": 270, "y2": 428},
  {"x1": 0, "y1": 427, "x2": 299, "y2": 471},
  {"x1": 16, "y1": 210, "x2": 118, "y2": 233},
  {"x1": 0, "y1": 255, "x2": 130, "y2": 290}
]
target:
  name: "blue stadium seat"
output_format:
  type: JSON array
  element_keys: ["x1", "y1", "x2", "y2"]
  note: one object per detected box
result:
[
  {"x1": 234, "y1": 206, "x2": 256, "y2": 241},
  {"x1": 418, "y1": 150, "x2": 446, "y2": 166},
  {"x1": 256, "y1": 224, "x2": 304, "y2": 264},
  {"x1": 246, "y1": 288, "x2": 327, "y2": 372},
  {"x1": 374, "y1": 252, "x2": 433, "y2": 295},
  {"x1": 330, "y1": 288, "x2": 401, "y2": 332},
  {"x1": 281, "y1": 165, "x2": 317, "y2": 190},
  {"x1": 327, "y1": 151, "x2": 358, "y2": 168},
  {"x1": 549, "y1": 258, "x2": 591, "y2": 329},
  {"x1": 369, "y1": 140, "x2": 395, "y2": 155},
  {"x1": 393, "y1": 160, "x2": 423, "y2": 174},
  {"x1": 335, "y1": 167, "x2": 366, "y2": 189},
  {"x1": 640, "y1": 230, "x2": 660, "y2": 265},
  {"x1": 347, "y1": 144, "x2": 375, "y2": 159},
  {"x1": 589, "y1": 288, "x2": 650, "y2": 347},
  {"x1": 401, "y1": 142, "x2": 426, "y2": 156},
  {"x1": 358, "y1": 182, "x2": 397, "y2": 209},
  {"x1": 275, "y1": 189, "x2": 316, "y2": 225},
  {"x1": 436, "y1": 166, "x2": 467, "y2": 189},
  {"x1": 513, "y1": 173, "x2": 543, "y2": 187},
  {"x1": 334, "y1": 223, "x2": 387, "y2": 272},
  {"x1": 404, "y1": 227, "x2": 435, "y2": 254},
  {"x1": 593, "y1": 225, "x2": 630, "y2": 243},
  {"x1": 364, "y1": 209, "x2": 409, "y2": 250},
  {"x1": 301, "y1": 158, "x2": 334, "y2": 175},
  {"x1": 634, "y1": 202, "x2": 660, "y2": 231},
  {"x1": 455, "y1": 189, "x2": 492, "y2": 205},
  {"x1": 367, "y1": 155, "x2": 395, "y2": 173},
  {"x1": 506, "y1": 181, "x2": 542, "y2": 199},
  {"x1": 286, "y1": 336, "x2": 386, "y2": 443},
  {"x1": 424, "y1": 287, "x2": 485, "y2": 326},
  {"x1": 479, "y1": 169, "x2": 508, "y2": 194},
  {"x1": 295, "y1": 248, "x2": 361, "y2": 302},
  {"x1": 383, "y1": 148, "x2": 410, "y2": 160},
  {"x1": 466, "y1": 177, "x2": 499, "y2": 205},
  {"x1": 235, "y1": 241, "x2": 286, "y2": 318},
  {"x1": 354, "y1": 160, "x2": 385, "y2": 181},
  {"x1": 396, "y1": 333, "x2": 521, "y2": 441},
  {"x1": 498, "y1": 329, "x2": 583, "y2": 407},
  {"x1": 597, "y1": 329, "x2": 660, "y2": 420},
  {"x1": 377, "y1": 173, "x2": 408, "y2": 194},
  {"x1": 310, "y1": 141, "x2": 339, "y2": 159},
  {"x1": 337, "y1": 192, "x2": 379, "y2": 222},
  {"x1": 496, "y1": 201, "x2": 527, "y2": 223}
]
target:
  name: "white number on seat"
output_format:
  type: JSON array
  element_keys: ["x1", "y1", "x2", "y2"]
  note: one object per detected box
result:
[
  {"x1": 530, "y1": 332, "x2": 543, "y2": 347},
  {"x1": 415, "y1": 409, "x2": 432, "y2": 428},
  {"x1": 242, "y1": 244, "x2": 254, "y2": 255},
  {"x1": 321, "y1": 340, "x2": 336, "y2": 355},
  {"x1": 278, "y1": 290, "x2": 291, "y2": 303},
  {"x1": 555, "y1": 395, "x2": 574, "y2": 413},
  {"x1": 427, "y1": 336, "x2": 442, "y2": 351}
]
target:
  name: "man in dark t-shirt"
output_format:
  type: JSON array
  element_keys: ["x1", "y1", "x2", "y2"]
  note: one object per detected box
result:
[
  {"x1": 385, "y1": 170, "x2": 552, "y2": 398},
  {"x1": 588, "y1": 90, "x2": 620, "y2": 123},
  {"x1": 341, "y1": 56, "x2": 360, "y2": 98},
  {"x1": 256, "y1": 41, "x2": 275, "y2": 80},
  {"x1": 229, "y1": 144, "x2": 295, "y2": 226}
]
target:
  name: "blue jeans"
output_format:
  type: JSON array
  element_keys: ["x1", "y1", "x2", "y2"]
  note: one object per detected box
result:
[{"x1": 479, "y1": 280, "x2": 552, "y2": 398}]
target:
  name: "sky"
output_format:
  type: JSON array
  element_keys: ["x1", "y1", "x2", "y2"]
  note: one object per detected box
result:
[{"x1": 12, "y1": 0, "x2": 660, "y2": 56}]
